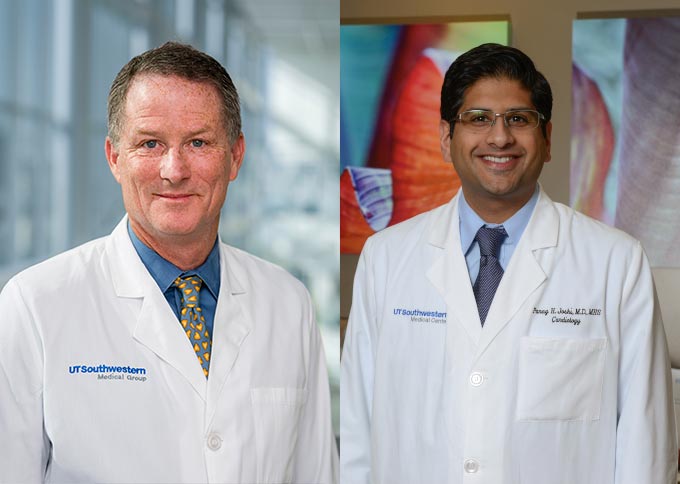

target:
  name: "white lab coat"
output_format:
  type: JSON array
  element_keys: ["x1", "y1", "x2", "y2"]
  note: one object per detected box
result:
[
  {"x1": 340, "y1": 187, "x2": 676, "y2": 484},
  {"x1": 0, "y1": 217, "x2": 338, "y2": 484}
]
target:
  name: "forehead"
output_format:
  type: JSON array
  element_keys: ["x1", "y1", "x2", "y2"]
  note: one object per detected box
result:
[
  {"x1": 461, "y1": 76, "x2": 533, "y2": 109},
  {"x1": 124, "y1": 74, "x2": 222, "y2": 114},
  {"x1": 120, "y1": 74, "x2": 226, "y2": 134}
]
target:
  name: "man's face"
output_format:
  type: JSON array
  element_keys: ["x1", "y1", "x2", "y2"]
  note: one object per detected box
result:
[
  {"x1": 439, "y1": 77, "x2": 551, "y2": 219},
  {"x1": 106, "y1": 74, "x2": 244, "y2": 250}
]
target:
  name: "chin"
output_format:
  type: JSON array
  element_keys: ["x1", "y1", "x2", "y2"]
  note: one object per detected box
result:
[
  {"x1": 160, "y1": 225, "x2": 201, "y2": 238},
  {"x1": 480, "y1": 176, "x2": 526, "y2": 195},
  {"x1": 147, "y1": 218, "x2": 199, "y2": 237},
  {"x1": 478, "y1": 182, "x2": 514, "y2": 197}
]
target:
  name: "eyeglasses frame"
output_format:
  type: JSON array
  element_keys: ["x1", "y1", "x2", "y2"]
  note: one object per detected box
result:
[{"x1": 453, "y1": 109, "x2": 546, "y2": 131}]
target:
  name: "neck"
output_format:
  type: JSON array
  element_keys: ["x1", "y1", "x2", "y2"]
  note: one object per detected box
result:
[
  {"x1": 463, "y1": 189, "x2": 535, "y2": 224},
  {"x1": 130, "y1": 223, "x2": 216, "y2": 271}
]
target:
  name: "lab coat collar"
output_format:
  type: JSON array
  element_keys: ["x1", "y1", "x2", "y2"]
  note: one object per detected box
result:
[
  {"x1": 205, "y1": 242, "x2": 251, "y2": 424},
  {"x1": 105, "y1": 217, "x2": 252, "y2": 406},
  {"x1": 107, "y1": 216, "x2": 152, "y2": 297},
  {"x1": 478, "y1": 186, "x2": 558, "y2": 352},
  {"x1": 426, "y1": 192, "x2": 483, "y2": 343},
  {"x1": 106, "y1": 217, "x2": 209, "y2": 398},
  {"x1": 426, "y1": 186, "x2": 558, "y2": 355}
]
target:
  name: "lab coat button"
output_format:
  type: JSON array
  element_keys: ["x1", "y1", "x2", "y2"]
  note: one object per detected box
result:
[
  {"x1": 464, "y1": 459, "x2": 479, "y2": 473},
  {"x1": 207, "y1": 432, "x2": 222, "y2": 451},
  {"x1": 469, "y1": 372, "x2": 484, "y2": 386}
]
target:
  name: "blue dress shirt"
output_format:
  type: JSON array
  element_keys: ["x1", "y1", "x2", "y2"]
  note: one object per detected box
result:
[
  {"x1": 127, "y1": 224, "x2": 221, "y2": 339},
  {"x1": 459, "y1": 186, "x2": 539, "y2": 285}
]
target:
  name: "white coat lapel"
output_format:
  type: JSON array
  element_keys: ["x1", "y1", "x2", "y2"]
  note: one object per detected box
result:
[
  {"x1": 477, "y1": 188, "x2": 558, "y2": 351},
  {"x1": 107, "y1": 217, "x2": 208, "y2": 399},
  {"x1": 426, "y1": 194, "x2": 483, "y2": 345},
  {"x1": 206, "y1": 245, "x2": 251, "y2": 422}
]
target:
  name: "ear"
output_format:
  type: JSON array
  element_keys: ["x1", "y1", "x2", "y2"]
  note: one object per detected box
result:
[
  {"x1": 105, "y1": 137, "x2": 122, "y2": 183},
  {"x1": 228, "y1": 133, "x2": 246, "y2": 181},
  {"x1": 543, "y1": 121, "x2": 552, "y2": 163},
  {"x1": 439, "y1": 120, "x2": 453, "y2": 164}
]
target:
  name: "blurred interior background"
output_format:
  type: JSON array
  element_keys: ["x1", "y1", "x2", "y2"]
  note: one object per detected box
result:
[{"x1": 0, "y1": 0, "x2": 339, "y2": 432}]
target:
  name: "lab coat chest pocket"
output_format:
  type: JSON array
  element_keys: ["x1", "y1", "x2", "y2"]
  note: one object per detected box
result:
[
  {"x1": 517, "y1": 337, "x2": 607, "y2": 421},
  {"x1": 250, "y1": 387, "x2": 308, "y2": 483}
]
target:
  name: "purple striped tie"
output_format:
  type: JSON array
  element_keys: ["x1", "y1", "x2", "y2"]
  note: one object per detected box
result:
[{"x1": 473, "y1": 226, "x2": 508, "y2": 326}]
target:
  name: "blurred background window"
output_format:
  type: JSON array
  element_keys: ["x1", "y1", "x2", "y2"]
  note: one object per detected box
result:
[{"x1": 0, "y1": 0, "x2": 339, "y2": 432}]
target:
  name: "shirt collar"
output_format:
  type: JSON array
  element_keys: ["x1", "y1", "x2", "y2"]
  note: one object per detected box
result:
[
  {"x1": 459, "y1": 185, "x2": 540, "y2": 254},
  {"x1": 127, "y1": 223, "x2": 221, "y2": 299}
]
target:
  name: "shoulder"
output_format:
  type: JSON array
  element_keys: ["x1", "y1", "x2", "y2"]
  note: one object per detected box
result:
[
  {"x1": 218, "y1": 243, "x2": 317, "y2": 334},
  {"x1": 363, "y1": 202, "x2": 448, "y2": 256},
  {"x1": 6, "y1": 236, "x2": 109, "y2": 299},
  {"x1": 219, "y1": 242, "x2": 309, "y2": 299},
  {"x1": 543, "y1": 198, "x2": 643, "y2": 258}
]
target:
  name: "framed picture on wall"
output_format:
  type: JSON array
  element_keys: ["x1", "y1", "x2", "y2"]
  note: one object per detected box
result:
[
  {"x1": 340, "y1": 20, "x2": 509, "y2": 253},
  {"x1": 572, "y1": 15, "x2": 680, "y2": 268}
]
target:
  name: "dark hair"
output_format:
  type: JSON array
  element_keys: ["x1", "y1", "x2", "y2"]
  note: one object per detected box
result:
[
  {"x1": 440, "y1": 43, "x2": 552, "y2": 137},
  {"x1": 107, "y1": 41, "x2": 241, "y2": 145}
]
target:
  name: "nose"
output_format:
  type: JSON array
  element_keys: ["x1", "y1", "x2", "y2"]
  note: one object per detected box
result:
[
  {"x1": 486, "y1": 115, "x2": 515, "y2": 148},
  {"x1": 160, "y1": 147, "x2": 191, "y2": 183}
]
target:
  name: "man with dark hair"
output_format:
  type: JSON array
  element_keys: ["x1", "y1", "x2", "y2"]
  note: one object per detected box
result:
[
  {"x1": 341, "y1": 43, "x2": 675, "y2": 483},
  {"x1": 0, "y1": 42, "x2": 337, "y2": 483}
]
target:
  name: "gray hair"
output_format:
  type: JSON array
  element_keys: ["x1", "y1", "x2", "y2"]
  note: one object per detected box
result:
[{"x1": 107, "y1": 41, "x2": 241, "y2": 145}]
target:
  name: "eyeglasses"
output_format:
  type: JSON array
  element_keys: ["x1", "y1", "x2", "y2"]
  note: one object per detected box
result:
[{"x1": 454, "y1": 109, "x2": 545, "y2": 132}]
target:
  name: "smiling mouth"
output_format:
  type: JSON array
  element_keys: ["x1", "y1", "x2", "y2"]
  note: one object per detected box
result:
[
  {"x1": 157, "y1": 193, "x2": 193, "y2": 199},
  {"x1": 482, "y1": 155, "x2": 516, "y2": 164}
]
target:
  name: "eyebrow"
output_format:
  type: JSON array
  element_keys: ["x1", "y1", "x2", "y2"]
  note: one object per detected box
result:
[
  {"x1": 464, "y1": 106, "x2": 535, "y2": 112},
  {"x1": 131, "y1": 127, "x2": 215, "y2": 138}
]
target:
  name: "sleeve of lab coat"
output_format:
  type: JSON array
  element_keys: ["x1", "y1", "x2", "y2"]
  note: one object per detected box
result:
[
  {"x1": 614, "y1": 242, "x2": 677, "y2": 484},
  {"x1": 0, "y1": 278, "x2": 50, "y2": 483},
  {"x1": 340, "y1": 240, "x2": 377, "y2": 484},
  {"x1": 292, "y1": 290, "x2": 339, "y2": 484}
]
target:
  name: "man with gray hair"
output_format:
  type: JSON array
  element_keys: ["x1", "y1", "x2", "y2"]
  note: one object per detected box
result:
[{"x1": 0, "y1": 42, "x2": 337, "y2": 483}]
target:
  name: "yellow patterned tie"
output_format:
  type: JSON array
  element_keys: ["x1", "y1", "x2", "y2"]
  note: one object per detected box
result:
[{"x1": 173, "y1": 275, "x2": 211, "y2": 378}]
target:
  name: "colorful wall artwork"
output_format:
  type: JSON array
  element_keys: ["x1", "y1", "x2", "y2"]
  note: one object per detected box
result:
[
  {"x1": 340, "y1": 22, "x2": 509, "y2": 253},
  {"x1": 572, "y1": 17, "x2": 680, "y2": 267}
]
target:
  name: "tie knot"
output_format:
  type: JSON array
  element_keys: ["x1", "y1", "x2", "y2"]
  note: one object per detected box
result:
[
  {"x1": 173, "y1": 275, "x2": 203, "y2": 305},
  {"x1": 173, "y1": 275, "x2": 203, "y2": 290},
  {"x1": 475, "y1": 226, "x2": 507, "y2": 258}
]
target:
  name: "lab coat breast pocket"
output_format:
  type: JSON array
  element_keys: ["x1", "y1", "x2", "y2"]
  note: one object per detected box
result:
[
  {"x1": 251, "y1": 387, "x2": 308, "y2": 483},
  {"x1": 516, "y1": 337, "x2": 607, "y2": 421}
]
